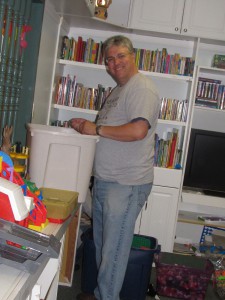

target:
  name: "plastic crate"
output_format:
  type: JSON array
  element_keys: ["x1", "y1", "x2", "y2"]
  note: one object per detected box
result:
[{"x1": 155, "y1": 252, "x2": 214, "y2": 300}]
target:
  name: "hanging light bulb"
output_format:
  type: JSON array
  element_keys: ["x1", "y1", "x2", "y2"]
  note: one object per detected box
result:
[{"x1": 96, "y1": 0, "x2": 111, "y2": 8}]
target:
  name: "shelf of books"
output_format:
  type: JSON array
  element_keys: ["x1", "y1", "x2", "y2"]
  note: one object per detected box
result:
[
  {"x1": 53, "y1": 103, "x2": 187, "y2": 126},
  {"x1": 195, "y1": 66, "x2": 225, "y2": 111},
  {"x1": 53, "y1": 33, "x2": 194, "y2": 171},
  {"x1": 59, "y1": 35, "x2": 195, "y2": 75}
]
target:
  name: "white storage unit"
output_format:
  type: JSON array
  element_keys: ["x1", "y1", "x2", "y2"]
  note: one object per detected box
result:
[
  {"x1": 32, "y1": 0, "x2": 194, "y2": 255},
  {"x1": 135, "y1": 168, "x2": 182, "y2": 252},
  {"x1": 27, "y1": 124, "x2": 99, "y2": 203},
  {"x1": 31, "y1": 0, "x2": 225, "y2": 257},
  {"x1": 129, "y1": 0, "x2": 225, "y2": 41}
]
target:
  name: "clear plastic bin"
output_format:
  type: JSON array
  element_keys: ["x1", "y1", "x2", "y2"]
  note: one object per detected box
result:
[{"x1": 41, "y1": 187, "x2": 79, "y2": 222}]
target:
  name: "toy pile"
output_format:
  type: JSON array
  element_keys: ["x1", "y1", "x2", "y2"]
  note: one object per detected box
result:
[{"x1": 0, "y1": 126, "x2": 47, "y2": 231}]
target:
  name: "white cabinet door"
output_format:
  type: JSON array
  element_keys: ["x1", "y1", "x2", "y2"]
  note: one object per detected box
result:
[
  {"x1": 128, "y1": 0, "x2": 185, "y2": 34},
  {"x1": 129, "y1": 0, "x2": 225, "y2": 41},
  {"x1": 182, "y1": 0, "x2": 225, "y2": 40},
  {"x1": 134, "y1": 185, "x2": 179, "y2": 252}
]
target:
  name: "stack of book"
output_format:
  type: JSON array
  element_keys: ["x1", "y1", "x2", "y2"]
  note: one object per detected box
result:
[
  {"x1": 55, "y1": 74, "x2": 112, "y2": 110},
  {"x1": 60, "y1": 36, "x2": 104, "y2": 65},
  {"x1": 158, "y1": 97, "x2": 188, "y2": 122},
  {"x1": 195, "y1": 77, "x2": 225, "y2": 109},
  {"x1": 134, "y1": 48, "x2": 195, "y2": 76},
  {"x1": 154, "y1": 128, "x2": 182, "y2": 169},
  {"x1": 59, "y1": 35, "x2": 195, "y2": 76}
]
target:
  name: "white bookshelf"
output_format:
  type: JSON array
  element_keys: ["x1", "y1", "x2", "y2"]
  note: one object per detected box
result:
[{"x1": 32, "y1": 0, "x2": 225, "y2": 253}]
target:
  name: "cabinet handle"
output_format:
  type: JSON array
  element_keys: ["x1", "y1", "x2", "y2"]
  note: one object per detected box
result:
[
  {"x1": 184, "y1": 28, "x2": 187, "y2": 32},
  {"x1": 175, "y1": 27, "x2": 179, "y2": 31}
]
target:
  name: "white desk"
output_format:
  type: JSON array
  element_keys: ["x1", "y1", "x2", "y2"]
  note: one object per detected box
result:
[{"x1": 0, "y1": 205, "x2": 80, "y2": 300}]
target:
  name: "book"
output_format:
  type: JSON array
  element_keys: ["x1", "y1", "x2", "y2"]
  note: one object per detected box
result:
[
  {"x1": 195, "y1": 98, "x2": 218, "y2": 108},
  {"x1": 60, "y1": 36, "x2": 69, "y2": 59},
  {"x1": 167, "y1": 130, "x2": 178, "y2": 168},
  {"x1": 75, "y1": 36, "x2": 83, "y2": 62},
  {"x1": 160, "y1": 48, "x2": 167, "y2": 73},
  {"x1": 90, "y1": 42, "x2": 98, "y2": 64},
  {"x1": 198, "y1": 77, "x2": 222, "y2": 84},
  {"x1": 68, "y1": 37, "x2": 75, "y2": 60},
  {"x1": 219, "y1": 89, "x2": 225, "y2": 109}
]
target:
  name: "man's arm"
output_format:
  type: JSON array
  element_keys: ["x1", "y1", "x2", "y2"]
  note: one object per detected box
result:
[{"x1": 69, "y1": 118, "x2": 149, "y2": 142}]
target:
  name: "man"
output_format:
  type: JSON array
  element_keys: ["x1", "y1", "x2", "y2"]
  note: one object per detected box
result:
[{"x1": 70, "y1": 35, "x2": 160, "y2": 300}]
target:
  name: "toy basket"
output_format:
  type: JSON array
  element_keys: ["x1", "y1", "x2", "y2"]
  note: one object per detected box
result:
[{"x1": 155, "y1": 252, "x2": 214, "y2": 300}]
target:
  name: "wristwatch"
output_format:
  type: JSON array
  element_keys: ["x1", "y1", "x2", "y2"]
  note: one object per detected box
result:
[{"x1": 96, "y1": 125, "x2": 102, "y2": 136}]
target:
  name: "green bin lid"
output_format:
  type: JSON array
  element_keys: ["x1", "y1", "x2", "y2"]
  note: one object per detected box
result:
[{"x1": 132, "y1": 235, "x2": 153, "y2": 250}]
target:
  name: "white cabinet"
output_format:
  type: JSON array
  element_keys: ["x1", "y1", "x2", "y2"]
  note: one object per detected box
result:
[
  {"x1": 129, "y1": 0, "x2": 185, "y2": 35},
  {"x1": 135, "y1": 168, "x2": 182, "y2": 252},
  {"x1": 129, "y1": 0, "x2": 225, "y2": 40},
  {"x1": 182, "y1": 0, "x2": 225, "y2": 40},
  {"x1": 134, "y1": 182, "x2": 180, "y2": 252}
]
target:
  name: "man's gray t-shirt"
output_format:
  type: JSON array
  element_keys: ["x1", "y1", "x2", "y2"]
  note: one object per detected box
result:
[{"x1": 93, "y1": 72, "x2": 160, "y2": 185}]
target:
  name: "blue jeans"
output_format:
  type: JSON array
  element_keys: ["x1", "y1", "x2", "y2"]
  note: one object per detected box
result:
[{"x1": 92, "y1": 178, "x2": 152, "y2": 300}]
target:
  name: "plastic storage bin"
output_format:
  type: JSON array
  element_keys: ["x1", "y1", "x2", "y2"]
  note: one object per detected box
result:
[
  {"x1": 27, "y1": 124, "x2": 99, "y2": 203},
  {"x1": 81, "y1": 230, "x2": 159, "y2": 300},
  {"x1": 155, "y1": 252, "x2": 214, "y2": 300},
  {"x1": 41, "y1": 188, "x2": 79, "y2": 223}
]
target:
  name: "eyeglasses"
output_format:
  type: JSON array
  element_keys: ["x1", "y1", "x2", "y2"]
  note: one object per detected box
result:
[{"x1": 105, "y1": 53, "x2": 131, "y2": 65}]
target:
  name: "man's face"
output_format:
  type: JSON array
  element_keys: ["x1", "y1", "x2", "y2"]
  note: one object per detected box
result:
[{"x1": 105, "y1": 45, "x2": 137, "y2": 86}]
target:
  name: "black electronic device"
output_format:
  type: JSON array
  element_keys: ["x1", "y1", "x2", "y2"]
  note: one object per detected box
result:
[{"x1": 183, "y1": 128, "x2": 225, "y2": 197}]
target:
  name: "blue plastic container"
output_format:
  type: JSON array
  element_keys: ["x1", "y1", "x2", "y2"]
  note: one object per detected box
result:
[{"x1": 81, "y1": 231, "x2": 159, "y2": 300}]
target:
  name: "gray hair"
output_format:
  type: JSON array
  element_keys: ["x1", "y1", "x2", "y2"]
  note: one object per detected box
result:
[{"x1": 103, "y1": 35, "x2": 134, "y2": 55}]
